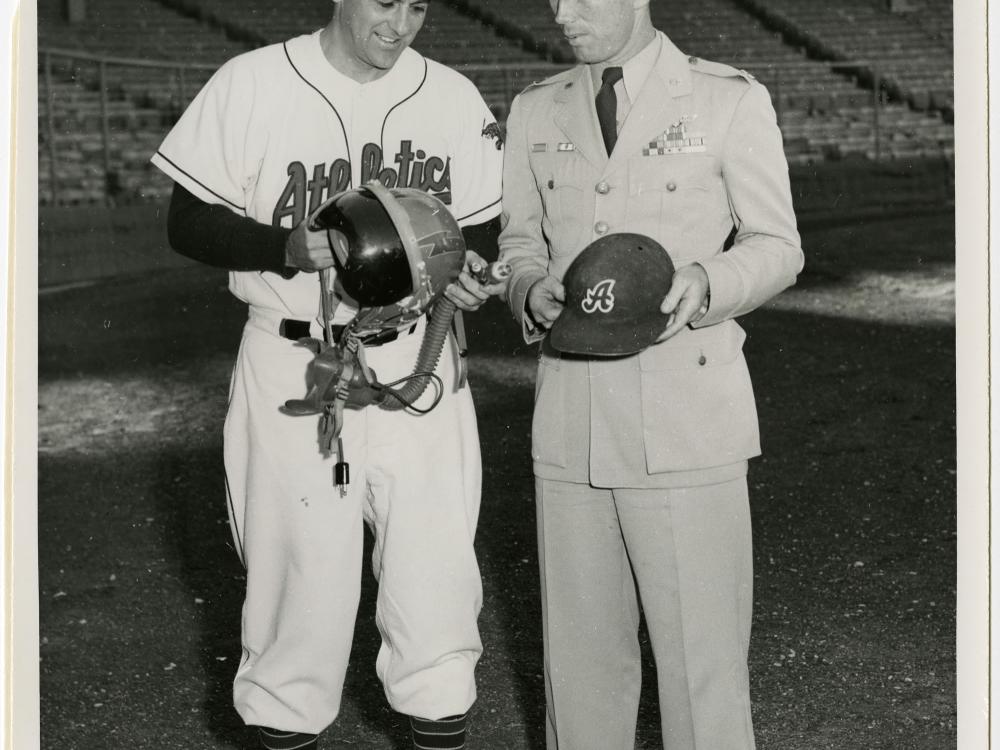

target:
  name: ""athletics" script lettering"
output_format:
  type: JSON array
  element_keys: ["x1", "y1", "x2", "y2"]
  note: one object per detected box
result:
[{"x1": 272, "y1": 140, "x2": 452, "y2": 227}]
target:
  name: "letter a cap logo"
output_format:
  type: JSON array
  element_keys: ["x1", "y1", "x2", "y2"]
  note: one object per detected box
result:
[
  {"x1": 581, "y1": 279, "x2": 616, "y2": 314},
  {"x1": 549, "y1": 233, "x2": 675, "y2": 356}
]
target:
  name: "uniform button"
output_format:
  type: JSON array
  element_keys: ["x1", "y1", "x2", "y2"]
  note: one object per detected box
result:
[
  {"x1": 666, "y1": 182, "x2": 677, "y2": 192},
  {"x1": 688, "y1": 56, "x2": 699, "y2": 65},
  {"x1": 595, "y1": 181, "x2": 610, "y2": 194},
  {"x1": 698, "y1": 354, "x2": 707, "y2": 366},
  {"x1": 594, "y1": 221, "x2": 609, "y2": 234}
]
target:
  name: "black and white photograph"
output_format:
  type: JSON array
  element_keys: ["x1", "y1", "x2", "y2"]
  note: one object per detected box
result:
[{"x1": 3, "y1": 0, "x2": 992, "y2": 748}]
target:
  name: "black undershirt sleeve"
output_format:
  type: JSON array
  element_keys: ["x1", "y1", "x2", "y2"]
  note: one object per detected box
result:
[
  {"x1": 460, "y1": 216, "x2": 501, "y2": 264},
  {"x1": 167, "y1": 181, "x2": 502, "y2": 278},
  {"x1": 166, "y1": 182, "x2": 296, "y2": 277}
]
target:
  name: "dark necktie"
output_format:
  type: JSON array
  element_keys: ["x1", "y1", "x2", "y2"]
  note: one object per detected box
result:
[{"x1": 595, "y1": 66, "x2": 623, "y2": 156}]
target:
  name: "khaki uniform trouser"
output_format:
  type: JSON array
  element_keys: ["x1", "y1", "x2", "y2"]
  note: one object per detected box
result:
[{"x1": 536, "y1": 477, "x2": 755, "y2": 750}]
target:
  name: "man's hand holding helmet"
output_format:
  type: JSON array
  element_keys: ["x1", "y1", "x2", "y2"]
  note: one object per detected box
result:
[
  {"x1": 285, "y1": 219, "x2": 335, "y2": 272},
  {"x1": 657, "y1": 263, "x2": 710, "y2": 341},
  {"x1": 526, "y1": 275, "x2": 567, "y2": 330}
]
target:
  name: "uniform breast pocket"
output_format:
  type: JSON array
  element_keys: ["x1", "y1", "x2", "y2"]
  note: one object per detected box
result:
[
  {"x1": 626, "y1": 155, "x2": 731, "y2": 258},
  {"x1": 637, "y1": 321, "x2": 760, "y2": 473},
  {"x1": 531, "y1": 153, "x2": 591, "y2": 256}
]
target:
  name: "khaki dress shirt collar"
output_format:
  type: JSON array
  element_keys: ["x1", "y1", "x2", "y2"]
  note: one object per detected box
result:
[{"x1": 589, "y1": 32, "x2": 662, "y2": 114}]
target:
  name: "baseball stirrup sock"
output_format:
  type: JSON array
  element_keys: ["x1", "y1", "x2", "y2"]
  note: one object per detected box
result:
[
  {"x1": 257, "y1": 727, "x2": 318, "y2": 750},
  {"x1": 410, "y1": 713, "x2": 468, "y2": 749}
]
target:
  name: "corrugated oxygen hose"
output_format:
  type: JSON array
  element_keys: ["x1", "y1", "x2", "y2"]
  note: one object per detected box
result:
[{"x1": 378, "y1": 297, "x2": 456, "y2": 411}]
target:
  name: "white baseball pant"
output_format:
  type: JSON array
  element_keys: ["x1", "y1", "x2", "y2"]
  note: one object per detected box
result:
[{"x1": 223, "y1": 308, "x2": 483, "y2": 734}]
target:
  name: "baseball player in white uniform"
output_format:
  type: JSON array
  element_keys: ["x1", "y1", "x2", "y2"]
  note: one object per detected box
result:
[{"x1": 150, "y1": 2, "x2": 504, "y2": 748}]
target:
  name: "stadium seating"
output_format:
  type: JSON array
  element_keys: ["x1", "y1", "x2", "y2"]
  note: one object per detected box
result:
[
  {"x1": 38, "y1": 76, "x2": 176, "y2": 204},
  {"x1": 183, "y1": 0, "x2": 541, "y2": 66},
  {"x1": 37, "y1": 0, "x2": 247, "y2": 67},
  {"x1": 450, "y1": 0, "x2": 952, "y2": 162},
  {"x1": 738, "y1": 0, "x2": 953, "y2": 116},
  {"x1": 183, "y1": 0, "x2": 549, "y2": 113},
  {"x1": 450, "y1": 0, "x2": 571, "y2": 61},
  {"x1": 36, "y1": 0, "x2": 248, "y2": 203},
  {"x1": 37, "y1": 0, "x2": 954, "y2": 205},
  {"x1": 38, "y1": 0, "x2": 244, "y2": 107},
  {"x1": 38, "y1": 0, "x2": 554, "y2": 202}
]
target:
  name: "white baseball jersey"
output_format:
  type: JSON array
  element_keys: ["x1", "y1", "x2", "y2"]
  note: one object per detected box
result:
[
  {"x1": 152, "y1": 30, "x2": 503, "y2": 325},
  {"x1": 151, "y1": 31, "x2": 503, "y2": 736}
]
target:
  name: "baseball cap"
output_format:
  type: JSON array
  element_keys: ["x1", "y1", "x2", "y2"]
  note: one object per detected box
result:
[{"x1": 549, "y1": 233, "x2": 675, "y2": 356}]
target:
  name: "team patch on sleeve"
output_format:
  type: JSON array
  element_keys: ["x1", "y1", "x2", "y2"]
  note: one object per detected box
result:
[{"x1": 481, "y1": 121, "x2": 504, "y2": 150}]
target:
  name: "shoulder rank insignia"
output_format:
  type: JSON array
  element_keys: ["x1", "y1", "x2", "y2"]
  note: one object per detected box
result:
[
  {"x1": 689, "y1": 57, "x2": 753, "y2": 84},
  {"x1": 642, "y1": 115, "x2": 706, "y2": 155},
  {"x1": 557, "y1": 142, "x2": 575, "y2": 152}
]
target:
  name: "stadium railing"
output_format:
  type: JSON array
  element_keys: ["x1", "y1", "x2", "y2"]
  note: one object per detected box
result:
[{"x1": 39, "y1": 47, "x2": 949, "y2": 207}]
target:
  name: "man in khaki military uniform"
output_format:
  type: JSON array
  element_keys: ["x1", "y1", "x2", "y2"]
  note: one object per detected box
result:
[{"x1": 497, "y1": 0, "x2": 804, "y2": 748}]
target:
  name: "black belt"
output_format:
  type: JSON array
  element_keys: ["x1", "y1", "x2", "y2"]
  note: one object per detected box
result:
[{"x1": 279, "y1": 319, "x2": 411, "y2": 347}]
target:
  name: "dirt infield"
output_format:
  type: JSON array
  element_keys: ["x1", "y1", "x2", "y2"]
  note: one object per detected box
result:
[{"x1": 37, "y1": 211, "x2": 955, "y2": 749}]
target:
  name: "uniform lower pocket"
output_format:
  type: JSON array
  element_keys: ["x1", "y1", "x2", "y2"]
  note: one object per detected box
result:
[{"x1": 638, "y1": 323, "x2": 760, "y2": 473}]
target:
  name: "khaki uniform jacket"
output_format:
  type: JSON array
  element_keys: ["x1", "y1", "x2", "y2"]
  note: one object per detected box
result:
[{"x1": 499, "y1": 32, "x2": 804, "y2": 488}]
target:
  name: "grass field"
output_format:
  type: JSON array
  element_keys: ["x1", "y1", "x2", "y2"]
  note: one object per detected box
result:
[{"x1": 36, "y1": 211, "x2": 956, "y2": 749}]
